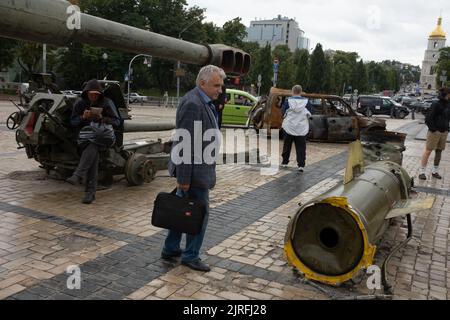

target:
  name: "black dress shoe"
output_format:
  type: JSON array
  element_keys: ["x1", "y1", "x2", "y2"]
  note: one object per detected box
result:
[
  {"x1": 82, "y1": 192, "x2": 96, "y2": 204},
  {"x1": 432, "y1": 172, "x2": 443, "y2": 180},
  {"x1": 181, "y1": 259, "x2": 211, "y2": 272},
  {"x1": 66, "y1": 175, "x2": 83, "y2": 185},
  {"x1": 161, "y1": 250, "x2": 183, "y2": 260}
]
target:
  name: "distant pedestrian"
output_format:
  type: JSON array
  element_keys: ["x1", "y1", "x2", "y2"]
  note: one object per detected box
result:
[
  {"x1": 281, "y1": 85, "x2": 311, "y2": 172},
  {"x1": 419, "y1": 87, "x2": 450, "y2": 181},
  {"x1": 163, "y1": 91, "x2": 169, "y2": 108}
]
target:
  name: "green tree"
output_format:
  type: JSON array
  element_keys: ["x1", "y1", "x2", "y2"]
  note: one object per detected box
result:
[
  {"x1": 202, "y1": 22, "x2": 222, "y2": 44},
  {"x1": 16, "y1": 41, "x2": 43, "y2": 79},
  {"x1": 221, "y1": 18, "x2": 247, "y2": 47},
  {"x1": 436, "y1": 47, "x2": 450, "y2": 88},
  {"x1": 332, "y1": 51, "x2": 358, "y2": 94},
  {"x1": 293, "y1": 49, "x2": 309, "y2": 89},
  {"x1": 354, "y1": 60, "x2": 368, "y2": 93},
  {"x1": 0, "y1": 38, "x2": 17, "y2": 72},
  {"x1": 308, "y1": 43, "x2": 327, "y2": 93},
  {"x1": 254, "y1": 43, "x2": 273, "y2": 95}
]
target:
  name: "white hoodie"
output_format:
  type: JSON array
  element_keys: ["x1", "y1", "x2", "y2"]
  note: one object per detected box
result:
[{"x1": 282, "y1": 97, "x2": 311, "y2": 137}]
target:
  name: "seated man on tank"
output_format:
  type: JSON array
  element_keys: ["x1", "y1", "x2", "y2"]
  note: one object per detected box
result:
[{"x1": 66, "y1": 79, "x2": 121, "y2": 204}]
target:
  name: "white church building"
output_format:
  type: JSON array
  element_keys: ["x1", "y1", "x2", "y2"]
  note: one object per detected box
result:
[{"x1": 420, "y1": 17, "x2": 446, "y2": 93}]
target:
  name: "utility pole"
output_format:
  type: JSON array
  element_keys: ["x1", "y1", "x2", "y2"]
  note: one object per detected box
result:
[{"x1": 43, "y1": 44, "x2": 47, "y2": 73}]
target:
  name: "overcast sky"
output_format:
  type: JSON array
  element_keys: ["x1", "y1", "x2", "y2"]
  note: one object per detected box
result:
[{"x1": 189, "y1": 0, "x2": 449, "y2": 66}]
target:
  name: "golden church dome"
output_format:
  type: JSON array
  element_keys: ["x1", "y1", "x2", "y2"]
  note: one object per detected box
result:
[{"x1": 430, "y1": 17, "x2": 446, "y2": 39}]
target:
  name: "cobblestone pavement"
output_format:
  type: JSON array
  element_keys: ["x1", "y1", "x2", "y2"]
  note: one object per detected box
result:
[{"x1": 0, "y1": 102, "x2": 449, "y2": 300}]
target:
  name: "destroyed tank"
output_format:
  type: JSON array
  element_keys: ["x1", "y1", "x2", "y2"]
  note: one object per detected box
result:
[{"x1": 0, "y1": 0, "x2": 250, "y2": 186}]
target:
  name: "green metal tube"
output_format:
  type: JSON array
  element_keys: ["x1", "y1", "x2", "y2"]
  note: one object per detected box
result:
[
  {"x1": 0, "y1": 0, "x2": 250, "y2": 74},
  {"x1": 286, "y1": 161, "x2": 412, "y2": 279},
  {"x1": 123, "y1": 121, "x2": 175, "y2": 133}
]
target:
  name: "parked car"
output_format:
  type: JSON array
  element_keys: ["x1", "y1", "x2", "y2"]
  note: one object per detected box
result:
[
  {"x1": 409, "y1": 100, "x2": 425, "y2": 113},
  {"x1": 127, "y1": 92, "x2": 148, "y2": 104},
  {"x1": 420, "y1": 99, "x2": 439, "y2": 116},
  {"x1": 222, "y1": 89, "x2": 259, "y2": 126},
  {"x1": 400, "y1": 96, "x2": 421, "y2": 108},
  {"x1": 357, "y1": 95, "x2": 410, "y2": 119},
  {"x1": 343, "y1": 94, "x2": 352, "y2": 103},
  {"x1": 249, "y1": 87, "x2": 386, "y2": 142}
]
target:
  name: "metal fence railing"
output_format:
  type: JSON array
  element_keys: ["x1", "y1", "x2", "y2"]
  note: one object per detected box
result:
[{"x1": 129, "y1": 96, "x2": 180, "y2": 108}]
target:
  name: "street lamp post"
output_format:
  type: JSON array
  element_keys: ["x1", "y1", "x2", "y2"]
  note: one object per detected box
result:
[
  {"x1": 43, "y1": 44, "x2": 47, "y2": 73},
  {"x1": 102, "y1": 52, "x2": 108, "y2": 79},
  {"x1": 127, "y1": 54, "x2": 152, "y2": 106}
]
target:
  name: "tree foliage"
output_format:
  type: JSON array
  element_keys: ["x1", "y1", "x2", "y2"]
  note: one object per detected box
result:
[
  {"x1": 293, "y1": 49, "x2": 309, "y2": 89},
  {"x1": 307, "y1": 44, "x2": 326, "y2": 93},
  {"x1": 436, "y1": 47, "x2": 450, "y2": 88},
  {"x1": 221, "y1": 18, "x2": 247, "y2": 48},
  {"x1": 0, "y1": 38, "x2": 17, "y2": 72}
]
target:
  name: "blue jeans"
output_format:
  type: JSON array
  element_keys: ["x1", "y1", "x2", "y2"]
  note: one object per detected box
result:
[{"x1": 162, "y1": 187, "x2": 210, "y2": 263}]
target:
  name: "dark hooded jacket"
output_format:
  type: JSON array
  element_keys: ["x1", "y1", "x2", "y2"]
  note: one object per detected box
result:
[
  {"x1": 70, "y1": 79, "x2": 121, "y2": 128},
  {"x1": 425, "y1": 97, "x2": 450, "y2": 133}
]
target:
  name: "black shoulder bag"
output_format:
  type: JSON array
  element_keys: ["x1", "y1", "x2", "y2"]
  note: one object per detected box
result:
[{"x1": 152, "y1": 188, "x2": 205, "y2": 235}]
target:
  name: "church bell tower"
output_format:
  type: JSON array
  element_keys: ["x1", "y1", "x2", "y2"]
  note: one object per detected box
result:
[{"x1": 420, "y1": 17, "x2": 446, "y2": 93}]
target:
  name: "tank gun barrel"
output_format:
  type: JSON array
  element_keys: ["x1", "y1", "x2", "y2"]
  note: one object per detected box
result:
[
  {"x1": 0, "y1": 0, "x2": 250, "y2": 75},
  {"x1": 123, "y1": 121, "x2": 175, "y2": 133}
]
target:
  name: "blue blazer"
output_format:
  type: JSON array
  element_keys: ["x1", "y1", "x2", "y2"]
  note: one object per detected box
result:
[{"x1": 168, "y1": 87, "x2": 219, "y2": 190}]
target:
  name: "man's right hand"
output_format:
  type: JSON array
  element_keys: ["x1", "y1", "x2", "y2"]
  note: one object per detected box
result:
[{"x1": 177, "y1": 183, "x2": 190, "y2": 192}]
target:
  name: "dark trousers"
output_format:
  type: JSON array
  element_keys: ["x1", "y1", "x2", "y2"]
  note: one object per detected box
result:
[
  {"x1": 74, "y1": 143, "x2": 99, "y2": 192},
  {"x1": 218, "y1": 109, "x2": 223, "y2": 129},
  {"x1": 282, "y1": 133, "x2": 306, "y2": 167}
]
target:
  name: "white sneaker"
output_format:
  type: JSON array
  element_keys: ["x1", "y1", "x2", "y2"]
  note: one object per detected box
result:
[
  {"x1": 281, "y1": 164, "x2": 288, "y2": 168},
  {"x1": 298, "y1": 167, "x2": 304, "y2": 173}
]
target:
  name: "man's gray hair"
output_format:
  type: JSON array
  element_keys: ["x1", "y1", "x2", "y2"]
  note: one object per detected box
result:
[
  {"x1": 292, "y1": 85, "x2": 303, "y2": 95},
  {"x1": 196, "y1": 65, "x2": 223, "y2": 87},
  {"x1": 219, "y1": 68, "x2": 227, "y2": 80}
]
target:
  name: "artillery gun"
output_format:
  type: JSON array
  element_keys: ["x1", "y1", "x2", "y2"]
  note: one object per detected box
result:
[{"x1": 0, "y1": 0, "x2": 250, "y2": 186}]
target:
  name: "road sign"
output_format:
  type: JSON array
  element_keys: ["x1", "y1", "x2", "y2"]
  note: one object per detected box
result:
[
  {"x1": 175, "y1": 68, "x2": 186, "y2": 77},
  {"x1": 273, "y1": 59, "x2": 279, "y2": 73}
]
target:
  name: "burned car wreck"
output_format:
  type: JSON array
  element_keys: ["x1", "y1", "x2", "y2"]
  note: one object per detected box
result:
[{"x1": 249, "y1": 88, "x2": 387, "y2": 142}]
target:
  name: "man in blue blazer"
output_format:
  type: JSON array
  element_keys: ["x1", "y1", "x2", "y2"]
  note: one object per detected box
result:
[{"x1": 162, "y1": 65, "x2": 224, "y2": 272}]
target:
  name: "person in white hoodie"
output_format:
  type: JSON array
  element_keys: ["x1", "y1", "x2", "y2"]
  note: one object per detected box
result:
[{"x1": 281, "y1": 85, "x2": 311, "y2": 172}]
